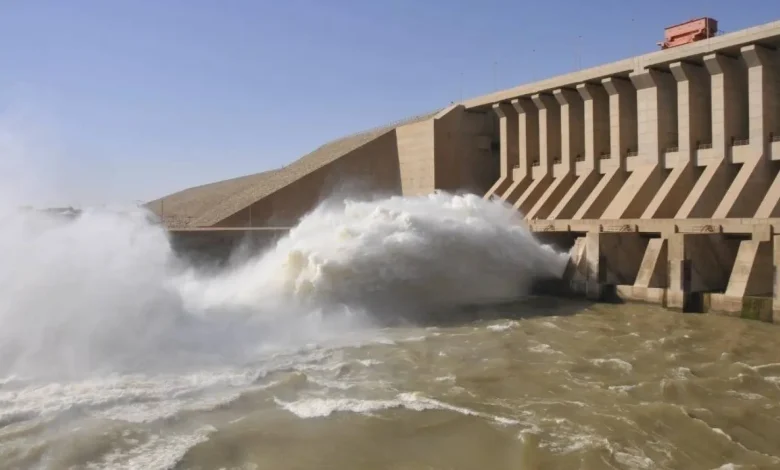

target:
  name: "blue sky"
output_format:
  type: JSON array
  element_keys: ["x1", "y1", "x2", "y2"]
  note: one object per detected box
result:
[{"x1": 0, "y1": 1, "x2": 776, "y2": 206}]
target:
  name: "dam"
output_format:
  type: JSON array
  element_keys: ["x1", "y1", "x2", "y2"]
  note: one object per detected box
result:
[
  {"x1": 151, "y1": 18, "x2": 780, "y2": 322},
  {"x1": 7, "y1": 12, "x2": 780, "y2": 469}
]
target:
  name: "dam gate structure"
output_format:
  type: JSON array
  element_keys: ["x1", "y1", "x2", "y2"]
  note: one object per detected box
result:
[
  {"x1": 473, "y1": 19, "x2": 780, "y2": 322},
  {"x1": 152, "y1": 19, "x2": 780, "y2": 322}
]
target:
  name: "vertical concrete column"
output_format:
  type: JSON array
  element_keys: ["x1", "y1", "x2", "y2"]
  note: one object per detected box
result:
[
  {"x1": 670, "y1": 61, "x2": 710, "y2": 157},
  {"x1": 577, "y1": 82, "x2": 610, "y2": 172},
  {"x1": 741, "y1": 44, "x2": 779, "y2": 148},
  {"x1": 710, "y1": 49, "x2": 775, "y2": 218},
  {"x1": 500, "y1": 98, "x2": 538, "y2": 203},
  {"x1": 511, "y1": 97, "x2": 539, "y2": 180},
  {"x1": 532, "y1": 93, "x2": 560, "y2": 174},
  {"x1": 640, "y1": 62, "x2": 708, "y2": 219},
  {"x1": 585, "y1": 232, "x2": 602, "y2": 300},
  {"x1": 704, "y1": 53, "x2": 747, "y2": 155},
  {"x1": 666, "y1": 233, "x2": 687, "y2": 311},
  {"x1": 630, "y1": 68, "x2": 677, "y2": 165},
  {"x1": 554, "y1": 88, "x2": 584, "y2": 174},
  {"x1": 493, "y1": 102, "x2": 519, "y2": 184},
  {"x1": 602, "y1": 77, "x2": 637, "y2": 168},
  {"x1": 526, "y1": 89, "x2": 580, "y2": 220},
  {"x1": 602, "y1": 70, "x2": 670, "y2": 219},
  {"x1": 549, "y1": 83, "x2": 606, "y2": 220}
]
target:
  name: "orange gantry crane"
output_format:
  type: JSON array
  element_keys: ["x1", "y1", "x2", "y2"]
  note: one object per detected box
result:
[{"x1": 658, "y1": 17, "x2": 718, "y2": 49}]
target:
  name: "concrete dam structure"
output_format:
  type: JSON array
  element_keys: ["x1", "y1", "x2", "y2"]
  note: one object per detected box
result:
[{"x1": 151, "y1": 19, "x2": 780, "y2": 321}]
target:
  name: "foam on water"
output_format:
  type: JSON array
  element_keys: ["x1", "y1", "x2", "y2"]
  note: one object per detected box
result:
[
  {"x1": 487, "y1": 320, "x2": 520, "y2": 332},
  {"x1": 0, "y1": 183, "x2": 566, "y2": 467},
  {"x1": 273, "y1": 391, "x2": 521, "y2": 426}
]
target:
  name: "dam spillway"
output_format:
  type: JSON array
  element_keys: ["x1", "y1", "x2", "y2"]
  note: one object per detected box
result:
[
  {"x1": 475, "y1": 20, "x2": 780, "y2": 321},
  {"x1": 155, "y1": 19, "x2": 780, "y2": 322}
]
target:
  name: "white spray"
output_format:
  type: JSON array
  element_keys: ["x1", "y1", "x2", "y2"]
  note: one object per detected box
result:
[
  {"x1": 178, "y1": 192, "x2": 568, "y2": 318},
  {"x1": 0, "y1": 103, "x2": 568, "y2": 381},
  {"x1": 0, "y1": 192, "x2": 567, "y2": 380}
]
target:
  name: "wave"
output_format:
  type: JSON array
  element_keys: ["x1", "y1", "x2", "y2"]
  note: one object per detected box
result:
[{"x1": 273, "y1": 391, "x2": 521, "y2": 426}]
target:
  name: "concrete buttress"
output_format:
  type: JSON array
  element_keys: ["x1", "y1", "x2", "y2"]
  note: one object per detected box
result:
[
  {"x1": 714, "y1": 46, "x2": 776, "y2": 218},
  {"x1": 527, "y1": 89, "x2": 580, "y2": 219},
  {"x1": 603, "y1": 69, "x2": 674, "y2": 219},
  {"x1": 571, "y1": 77, "x2": 635, "y2": 219},
  {"x1": 514, "y1": 93, "x2": 557, "y2": 215},
  {"x1": 500, "y1": 98, "x2": 537, "y2": 203},
  {"x1": 484, "y1": 103, "x2": 518, "y2": 199},
  {"x1": 642, "y1": 62, "x2": 709, "y2": 218},
  {"x1": 550, "y1": 83, "x2": 605, "y2": 219}
]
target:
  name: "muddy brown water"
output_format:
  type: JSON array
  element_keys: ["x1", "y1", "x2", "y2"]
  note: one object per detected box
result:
[{"x1": 2, "y1": 301, "x2": 780, "y2": 470}]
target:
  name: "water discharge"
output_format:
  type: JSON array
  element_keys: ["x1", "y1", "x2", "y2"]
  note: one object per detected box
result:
[
  {"x1": 178, "y1": 193, "x2": 568, "y2": 321},
  {"x1": 2, "y1": 194, "x2": 780, "y2": 469},
  {"x1": 0, "y1": 193, "x2": 566, "y2": 380}
]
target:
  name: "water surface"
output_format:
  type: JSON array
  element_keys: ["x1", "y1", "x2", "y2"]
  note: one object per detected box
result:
[{"x1": 3, "y1": 302, "x2": 779, "y2": 470}]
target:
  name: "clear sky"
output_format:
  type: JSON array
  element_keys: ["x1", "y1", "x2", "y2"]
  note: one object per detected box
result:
[{"x1": 0, "y1": 0, "x2": 777, "y2": 207}]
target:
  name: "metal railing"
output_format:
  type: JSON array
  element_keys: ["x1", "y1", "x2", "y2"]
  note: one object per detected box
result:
[
  {"x1": 626, "y1": 149, "x2": 639, "y2": 157},
  {"x1": 599, "y1": 152, "x2": 611, "y2": 160},
  {"x1": 732, "y1": 137, "x2": 750, "y2": 146},
  {"x1": 574, "y1": 154, "x2": 585, "y2": 162},
  {"x1": 696, "y1": 142, "x2": 713, "y2": 150},
  {"x1": 665, "y1": 146, "x2": 679, "y2": 153},
  {"x1": 771, "y1": 133, "x2": 780, "y2": 143},
  {"x1": 531, "y1": 159, "x2": 541, "y2": 167},
  {"x1": 552, "y1": 156, "x2": 562, "y2": 164}
]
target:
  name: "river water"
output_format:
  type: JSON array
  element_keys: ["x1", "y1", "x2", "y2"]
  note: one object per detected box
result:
[{"x1": 1, "y1": 194, "x2": 779, "y2": 469}]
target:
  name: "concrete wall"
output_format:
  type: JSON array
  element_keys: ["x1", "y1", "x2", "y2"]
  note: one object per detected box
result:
[
  {"x1": 215, "y1": 106, "x2": 497, "y2": 228},
  {"x1": 216, "y1": 131, "x2": 403, "y2": 227},
  {"x1": 398, "y1": 120, "x2": 436, "y2": 196},
  {"x1": 477, "y1": 21, "x2": 780, "y2": 225},
  {"x1": 434, "y1": 107, "x2": 499, "y2": 193}
]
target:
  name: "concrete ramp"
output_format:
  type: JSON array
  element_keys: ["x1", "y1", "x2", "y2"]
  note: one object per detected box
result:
[
  {"x1": 755, "y1": 170, "x2": 780, "y2": 217},
  {"x1": 525, "y1": 174, "x2": 575, "y2": 220},
  {"x1": 500, "y1": 177, "x2": 532, "y2": 203},
  {"x1": 724, "y1": 240, "x2": 773, "y2": 298},
  {"x1": 627, "y1": 237, "x2": 668, "y2": 303},
  {"x1": 634, "y1": 238, "x2": 668, "y2": 288},
  {"x1": 513, "y1": 175, "x2": 552, "y2": 215},
  {"x1": 548, "y1": 170, "x2": 600, "y2": 219},
  {"x1": 602, "y1": 165, "x2": 663, "y2": 219},
  {"x1": 485, "y1": 178, "x2": 511, "y2": 200},
  {"x1": 675, "y1": 159, "x2": 735, "y2": 218},
  {"x1": 156, "y1": 110, "x2": 441, "y2": 228},
  {"x1": 572, "y1": 168, "x2": 626, "y2": 219},
  {"x1": 714, "y1": 157, "x2": 772, "y2": 218},
  {"x1": 641, "y1": 163, "x2": 696, "y2": 219}
]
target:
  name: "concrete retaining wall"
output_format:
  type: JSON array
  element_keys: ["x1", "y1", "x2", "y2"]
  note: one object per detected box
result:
[{"x1": 552, "y1": 227, "x2": 779, "y2": 323}]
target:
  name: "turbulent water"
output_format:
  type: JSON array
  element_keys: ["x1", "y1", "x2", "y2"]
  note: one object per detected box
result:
[{"x1": 0, "y1": 193, "x2": 779, "y2": 470}]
